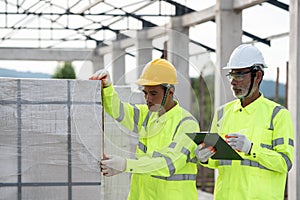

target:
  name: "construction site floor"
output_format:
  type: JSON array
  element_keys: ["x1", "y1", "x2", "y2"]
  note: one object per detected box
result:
[{"x1": 198, "y1": 190, "x2": 213, "y2": 200}]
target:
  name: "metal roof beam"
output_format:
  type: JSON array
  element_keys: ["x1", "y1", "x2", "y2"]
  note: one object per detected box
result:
[
  {"x1": 243, "y1": 31, "x2": 271, "y2": 46},
  {"x1": 190, "y1": 40, "x2": 215, "y2": 52},
  {"x1": 0, "y1": 12, "x2": 176, "y2": 17},
  {"x1": 233, "y1": 0, "x2": 266, "y2": 10},
  {"x1": 266, "y1": 0, "x2": 289, "y2": 11},
  {"x1": 163, "y1": 0, "x2": 195, "y2": 16}
]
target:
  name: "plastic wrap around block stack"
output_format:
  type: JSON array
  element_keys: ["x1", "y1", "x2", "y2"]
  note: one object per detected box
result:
[{"x1": 0, "y1": 78, "x2": 143, "y2": 200}]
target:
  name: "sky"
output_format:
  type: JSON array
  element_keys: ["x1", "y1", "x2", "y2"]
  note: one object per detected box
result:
[{"x1": 0, "y1": 0, "x2": 290, "y2": 83}]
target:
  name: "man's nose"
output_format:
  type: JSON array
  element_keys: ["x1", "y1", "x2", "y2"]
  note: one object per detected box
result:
[
  {"x1": 145, "y1": 94, "x2": 151, "y2": 101},
  {"x1": 230, "y1": 78, "x2": 237, "y2": 85}
]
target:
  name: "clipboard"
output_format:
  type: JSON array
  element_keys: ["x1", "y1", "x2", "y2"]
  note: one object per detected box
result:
[{"x1": 186, "y1": 132, "x2": 243, "y2": 160}]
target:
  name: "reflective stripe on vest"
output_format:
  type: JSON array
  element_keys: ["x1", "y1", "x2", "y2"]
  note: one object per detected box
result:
[
  {"x1": 172, "y1": 116, "x2": 197, "y2": 140},
  {"x1": 152, "y1": 151, "x2": 175, "y2": 176},
  {"x1": 269, "y1": 105, "x2": 285, "y2": 130},
  {"x1": 220, "y1": 158, "x2": 290, "y2": 171},
  {"x1": 289, "y1": 138, "x2": 294, "y2": 146},
  {"x1": 278, "y1": 152, "x2": 293, "y2": 171},
  {"x1": 168, "y1": 142, "x2": 176, "y2": 148},
  {"x1": 260, "y1": 138, "x2": 284, "y2": 150},
  {"x1": 138, "y1": 141, "x2": 147, "y2": 153},
  {"x1": 169, "y1": 142, "x2": 197, "y2": 163},
  {"x1": 137, "y1": 115, "x2": 196, "y2": 154},
  {"x1": 219, "y1": 160, "x2": 232, "y2": 166},
  {"x1": 116, "y1": 103, "x2": 140, "y2": 133},
  {"x1": 115, "y1": 102, "x2": 124, "y2": 122},
  {"x1": 142, "y1": 112, "x2": 150, "y2": 129},
  {"x1": 131, "y1": 103, "x2": 140, "y2": 133},
  {"x1": 152, "y1": 174, "x2": 196, "y2": 181},
  {"x1": 273, "y1": 138, "x2": 284, "y2": 146},
  {"x1": 181, "y1": 146, "x2": 197, "y2": 163},
  {"x1": 241, "y1": 159, "x2": 270, "y2": 170},
  {"x1": 219, "y1": 159, "x2": 270, "y2": 170}
]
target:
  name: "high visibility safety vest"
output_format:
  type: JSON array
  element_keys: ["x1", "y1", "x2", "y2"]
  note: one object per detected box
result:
[
  {"x1": 103, "y1": 86, "x2": 200, "y2": 200},
  {"x1": 206, "y1": 93, "x2": 294, "y2": 200}
]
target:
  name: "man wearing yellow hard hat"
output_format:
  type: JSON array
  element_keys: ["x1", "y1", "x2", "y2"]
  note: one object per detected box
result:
[{"x1": 90, "y1": 58, "x2": 205, "y2": 200}]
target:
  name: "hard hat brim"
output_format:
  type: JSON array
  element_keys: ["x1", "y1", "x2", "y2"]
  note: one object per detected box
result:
[
  {"x1": 223, "y1": 64, "x2": 268, "y2": 70},
  {"x1": 136, "y1": 79, "x2": 178, "y2": 86},
  {"x1": 222, "y1": 65, "x2": 250, "y2": 70}
]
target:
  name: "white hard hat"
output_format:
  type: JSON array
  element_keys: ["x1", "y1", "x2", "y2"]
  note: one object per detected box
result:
[{"x1": 223, "y1": 44, "x2": 267, "y2": 70}]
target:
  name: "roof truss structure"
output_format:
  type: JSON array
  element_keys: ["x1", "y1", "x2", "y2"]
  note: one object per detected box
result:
[{"x1": 0, "y1": 0, "x2": 289, "y2": 53}]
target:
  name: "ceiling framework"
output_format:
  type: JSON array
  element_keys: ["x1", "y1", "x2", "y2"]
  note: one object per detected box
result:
[
  {"x1": 0, "y1": 0, "x2": 289, "y2": 53},
  {"x1": 0, "y1": 0, "x2": 180, "y2": 49}
]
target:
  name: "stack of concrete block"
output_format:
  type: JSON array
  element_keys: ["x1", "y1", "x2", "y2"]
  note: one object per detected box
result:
[{"x1": 0, "y1": 78, "x2": 143, "y2": 200}]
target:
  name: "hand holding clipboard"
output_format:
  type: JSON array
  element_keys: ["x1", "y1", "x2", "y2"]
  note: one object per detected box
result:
[{"x1": 186, "y1": 132, "x2": 243, "y2": 160}]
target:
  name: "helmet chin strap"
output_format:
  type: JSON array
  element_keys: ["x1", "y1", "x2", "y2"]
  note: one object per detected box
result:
[
  {"x1": 240, "y1": 67, "x2": 258, "y2": 100},
  {"x1": 158, "y1": 84, "x2": 171, "y2": 113},
  {"x1": 241, "y1": 73, "x2": 255, "y2": 99}
]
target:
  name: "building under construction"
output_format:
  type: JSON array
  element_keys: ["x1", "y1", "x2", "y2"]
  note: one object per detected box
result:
[{"x1": 0, "y1": 0, "x2": 299, "y2": 199}]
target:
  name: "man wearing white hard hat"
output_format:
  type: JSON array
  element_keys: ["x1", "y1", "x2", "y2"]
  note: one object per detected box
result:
[{"x1": 194, "y1": 44, "x2": 294, "y2": 200}]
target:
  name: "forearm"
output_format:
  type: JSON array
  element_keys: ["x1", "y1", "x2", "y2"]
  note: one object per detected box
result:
[
  {"x1": 126, "y1": 134, "x2": 198, "y2": 176},
  {"x1": 125, "y1": 156, "x2": 171, "y2": 176},
  {"x1": 102, "y1": 85, "x2": 121, "y2": 118},
  {"x1": 102, "y1": 85, "x2": 146, "y2": 132},
  {"x1": 245, "y1": 142, "x2": 292, "y2": 173}
]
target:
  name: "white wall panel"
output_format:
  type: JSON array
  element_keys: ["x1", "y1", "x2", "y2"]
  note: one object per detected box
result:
[{"x1": 0, "y1": 78, "x2": 143, "y2": 200}]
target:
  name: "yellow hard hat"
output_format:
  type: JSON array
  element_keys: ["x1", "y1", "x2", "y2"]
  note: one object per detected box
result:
[{"x1": 136, "y1": 58, "x2": 178, "y2": 86}]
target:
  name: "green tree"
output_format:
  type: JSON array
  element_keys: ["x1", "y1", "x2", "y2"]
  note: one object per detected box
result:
[
  {"x1": 190, "y1": 74, "x2": 214, "y2": 131},
  {"x1": 52, "y1": 61, "x2": 76, "y2": 79},
  {"x1": 191, "y1": 74, "x2": 216, "y2": 193}
]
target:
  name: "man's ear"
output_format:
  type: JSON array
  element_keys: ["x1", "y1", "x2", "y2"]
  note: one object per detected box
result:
[
  {"x1": 168, "y1": 87, "x2": 175, "y2": 95},
  {"x1": 256, "y1": 70, "x2": 263, "y2": 83}
]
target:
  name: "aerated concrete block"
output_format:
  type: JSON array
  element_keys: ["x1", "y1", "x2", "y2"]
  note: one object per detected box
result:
[{"x1": 0, "y1": 78, "x2": 143, "y2": 200}]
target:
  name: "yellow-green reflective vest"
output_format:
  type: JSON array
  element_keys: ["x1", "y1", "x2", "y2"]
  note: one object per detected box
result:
[
  {"x1": 206, "y1": 94, "x2": 294, "y2": 200},
  {"x1": 103, "y1": 86, "x2": 200, "y2": 200}
]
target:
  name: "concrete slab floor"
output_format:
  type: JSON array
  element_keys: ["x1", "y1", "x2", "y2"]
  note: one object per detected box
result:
[{"x1": 198, "y1": 190, "x2": 213, "y2": 200}]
